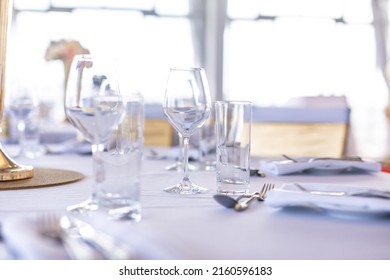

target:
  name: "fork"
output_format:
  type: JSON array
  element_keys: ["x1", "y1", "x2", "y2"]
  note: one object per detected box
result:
[
  {"x1": 234, "y1": 183, "x2": 275, "y2": 211},
  {"x1": 37, "y1": 212, "x2": 104, "y2": 259}
]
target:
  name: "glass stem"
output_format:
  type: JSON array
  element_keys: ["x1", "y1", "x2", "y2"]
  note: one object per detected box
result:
[
  {"x1": 91, "y1": 143, "x2": 104, "y2": 200},
  {"x1": 178, "y1": 134, "x2": 184, "y2": 164},
  {"x1": 181, "y1": 135, "x2": 191, "y2": 188}
]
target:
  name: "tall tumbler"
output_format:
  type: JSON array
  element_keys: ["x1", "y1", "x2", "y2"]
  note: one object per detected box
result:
[
  {"x1": 94, "y1": 93, "x2": 144, "y2": 222},
  {"x1": 215, "y1": 101, "x2": 252, "y2": 195}
]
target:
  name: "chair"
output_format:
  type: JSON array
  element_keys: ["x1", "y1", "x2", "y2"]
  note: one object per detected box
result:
[
  {"x1": 251, "y1": 96, "x2": 351, "y2": 157},
  {"x1": 144, "y1": 104, "x2": 173, "y2": 146}
]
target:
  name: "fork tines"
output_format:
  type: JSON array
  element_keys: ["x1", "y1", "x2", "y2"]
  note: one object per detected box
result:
[{"x1": 259, "y1": 183, "x2": 275, "y2": 200}]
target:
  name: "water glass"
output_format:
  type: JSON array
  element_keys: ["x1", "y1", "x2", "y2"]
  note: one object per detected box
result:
[
  {"x1": 93, "y1": 93, "x2": 144, "y2": 222},
  {"x1": 9, "y1": 85, "x2": 45, "y2": 158},
  {"x1": 215, "y1": 101, "x2": 252, "y2": 195}
]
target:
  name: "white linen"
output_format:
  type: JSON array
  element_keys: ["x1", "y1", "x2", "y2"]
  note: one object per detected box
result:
[
  {"x1": 1, "y1": 147, "x2": 390, "y2": 260},
  {"x1": 265, "y1": 183, "x2": 390, "y2": 213},
  {"x1": 260, "y1": 158, "x2": 381, "y2": 175}
]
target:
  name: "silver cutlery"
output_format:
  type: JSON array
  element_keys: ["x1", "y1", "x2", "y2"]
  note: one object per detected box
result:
[
  {"x1": 282, "y1": 154, "x2": 362, "y2": 163},
  {"x1": 37, "y1": 212, "x2": 135, "y2": 259},
  {"x1": 213, "y1": 183, "x2": 275, "y2": 211},
  {"x1": 281, "y1": 154, "x2": 298, "y2": 162},
  {"x1": 308, "y1": 156, "x2": 362, "y2": 162},
  {"x1": 37, "y1": 212, "x2": 104, "y2": 260},
  {"x1": 60, "y1": 215, "x2": 135, "y2": 260},
  {"x1": 293, "y1": 183, "x2": 390, "y2": 199}
]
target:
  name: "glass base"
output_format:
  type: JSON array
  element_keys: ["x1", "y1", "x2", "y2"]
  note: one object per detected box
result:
[
  {"x1": 107, "y1": 206, "x2": 141, "y2": 222},
  {"x1": 99, "y1": 197, "x2": 141, "y2": 222},
  {"x1": 66, "y1": 198, "x2": 141, "y2": 222},
  {"x1": 66, "y1": 198, "x2": 99, "y2": 215},
  {"x1": 16, "y1": 145, "x2": 46, "y2": 159},
  {"x1": 164, "y1": 183, "x2": 208, "y2": 195},
  {"x1": 197, "y1": 160, "x2": 216, "y2": 171}
]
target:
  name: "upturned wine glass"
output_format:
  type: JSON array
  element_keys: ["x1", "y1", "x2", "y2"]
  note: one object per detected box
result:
[
  {"x1": 163, "y1": 67, "x2": 211, "y2": 194},
  {"x1": 9, "y1": 84, "x2": 45, "y2": 158},
  {"x1": 65, "y1": 54, "x2": 124, "y2": 214}
]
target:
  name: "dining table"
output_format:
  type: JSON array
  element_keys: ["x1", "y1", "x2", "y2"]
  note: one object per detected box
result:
[{"x1": 0, "y1": 144, "x2": 389, "y2": 260}]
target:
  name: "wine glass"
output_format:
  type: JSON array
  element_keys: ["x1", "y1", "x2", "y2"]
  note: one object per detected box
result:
[
  {"x1": 163, "y1": 67, "x2": 211, "y2": 194},
  {"x1": 65, "y1": 54, "x2": 124, "y2": 214}
]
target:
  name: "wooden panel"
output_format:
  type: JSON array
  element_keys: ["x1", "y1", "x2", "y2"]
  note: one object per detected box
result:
[
  {"x1": 144, "y1": 119, "x2": 173, "y2": 147},
  {"x1": 251, "y1": 122, "x2": 348, "y2": 157}
]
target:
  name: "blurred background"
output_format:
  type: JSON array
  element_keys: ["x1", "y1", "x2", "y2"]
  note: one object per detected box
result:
[{"x1": 2, "y1": 0, "x2": 390, "y2": 160}]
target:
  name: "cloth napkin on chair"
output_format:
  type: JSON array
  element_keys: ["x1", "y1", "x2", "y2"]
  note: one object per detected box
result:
[{"x1": 260, "y1": 158, "x2": 381, "y2": 175}]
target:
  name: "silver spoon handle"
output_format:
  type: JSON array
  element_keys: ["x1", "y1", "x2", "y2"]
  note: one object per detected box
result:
[{"x1": 234, "y1": 194, "x2": 259, "y2": 211}]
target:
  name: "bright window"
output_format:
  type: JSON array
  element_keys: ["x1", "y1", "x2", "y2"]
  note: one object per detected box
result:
[
  {"x1": 224, "y1": 0, "x2": 387, "y2": 109},
  {"x1": 7, "y1": 0, "x2": 194, "y2": 120},
  {"x1": 6, "y1": 0, "x2": 389, "y2": 157}
]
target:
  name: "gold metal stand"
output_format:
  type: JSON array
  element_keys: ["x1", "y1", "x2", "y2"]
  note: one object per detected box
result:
[
  {"x1": 0, "y1": 0, "x2": 34, "y2": 181},
  {"x1": 0, "y1": 146, "x2": 33, "y2": 181}
]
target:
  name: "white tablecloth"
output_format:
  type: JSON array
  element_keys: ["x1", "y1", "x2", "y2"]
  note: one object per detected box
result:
[{"x1": 1, "y1": 146, "x2": 390, "y2": 260}]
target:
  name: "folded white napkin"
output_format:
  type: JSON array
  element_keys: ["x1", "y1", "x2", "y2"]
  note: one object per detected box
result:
[
  {"x1": 260, "y1": 158, "x2": 381, "y2": 175},
  {"x1": 1, "y1": 212, "x2": 179, "y2": 260},
  {"x1": 265, "y1": 183, "x2": 390, "y2": 215}
]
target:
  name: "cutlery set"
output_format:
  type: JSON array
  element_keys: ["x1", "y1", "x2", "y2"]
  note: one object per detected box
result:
[
  {"x1": 213, "y1": 181, "x2": 390, "y2": 213},
  {"x1": 22, "y1": 178, "x2": 390, "y2": 259},
  {"x1": 282, "y1": 154, "x2": 363, "y2": 163},
  {"x1": 37, "y1": 213, "x2": 134, "y2": 260},
  {"x1": 213, "y1": 183, "x2": 275, "y2": 211}
]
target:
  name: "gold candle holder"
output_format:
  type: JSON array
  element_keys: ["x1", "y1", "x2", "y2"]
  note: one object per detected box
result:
[{"x1": 0, "y1": 0, "x2": 33, "y2": 181}]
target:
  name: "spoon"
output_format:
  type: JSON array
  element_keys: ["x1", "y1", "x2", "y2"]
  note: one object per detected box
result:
[
  {"x1": 213, "y1": 193, "x2": 259, "y2": 211},
  {"x1": 250, "y1": 169, "x2": 266, "y2": 177}
]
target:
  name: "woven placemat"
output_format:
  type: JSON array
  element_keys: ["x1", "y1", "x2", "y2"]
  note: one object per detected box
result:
[{"x1": 0, "y1": 168, "x2": 84, "y2": 190}]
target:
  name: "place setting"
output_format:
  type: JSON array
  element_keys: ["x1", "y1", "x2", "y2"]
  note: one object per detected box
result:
[
  {"x1": 259, "y1": 155, "x2": 382, "y2": 176},
  {"x1": 0, "y1": 211, "x2": 179, "y2": 260},
  {"x1": 213, "y1": 178, "x2": 390, "y2": 219},
  {"x1": 212, "y1": 147, "x2": 390, "y2": 219},
  {"x1": 263, "y1": 182, "x2": 390, "y2": 219}
]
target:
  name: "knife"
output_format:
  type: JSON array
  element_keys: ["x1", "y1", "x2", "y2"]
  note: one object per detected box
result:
[{"x1": 60, "y1": 216, "x2": 135, "y2": 260}]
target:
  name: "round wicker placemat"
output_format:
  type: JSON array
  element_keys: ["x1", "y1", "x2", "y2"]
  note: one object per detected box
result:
[{"x1": 0, "y1": 168, "x2": 85, "y2": 190}]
